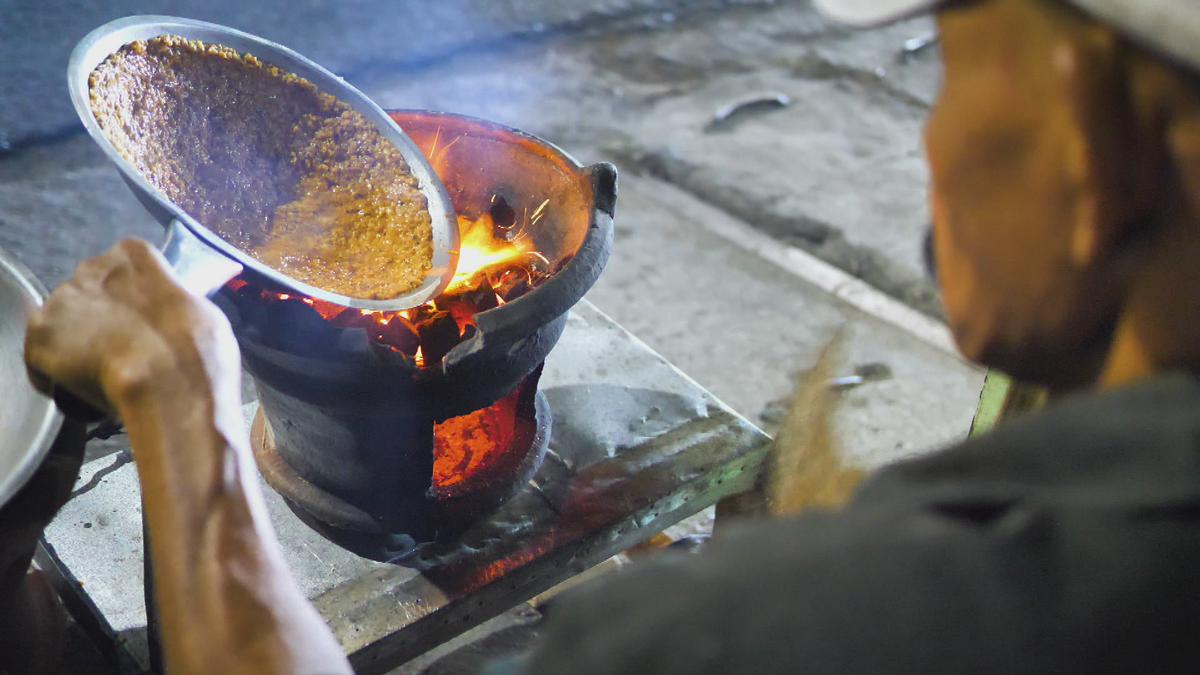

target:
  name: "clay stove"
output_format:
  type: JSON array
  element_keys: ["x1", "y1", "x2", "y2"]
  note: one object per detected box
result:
[{"x1": 214, "y1": 111, "x2": 615, "y2": 564}]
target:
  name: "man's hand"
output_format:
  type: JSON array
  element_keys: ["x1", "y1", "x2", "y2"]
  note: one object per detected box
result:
[
  {"x1": 24, "y1": 238, "x2": 237, "y2": 415},
  {"x1": 23, "y1": 238, "x2": 350, "y2": 674}
]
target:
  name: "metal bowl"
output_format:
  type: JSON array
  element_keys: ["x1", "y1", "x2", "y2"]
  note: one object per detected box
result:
[
  {"x1": 0, "y1": 247, "x2": 63, "y2": 508},
  {"x1": 69, "y1": 15, "x2": 460, "y2": 311}
]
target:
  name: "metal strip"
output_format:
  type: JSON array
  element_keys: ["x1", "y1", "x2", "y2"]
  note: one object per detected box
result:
[{"x1": 309, "y1": 414, "x2": 770, "y2": 674}]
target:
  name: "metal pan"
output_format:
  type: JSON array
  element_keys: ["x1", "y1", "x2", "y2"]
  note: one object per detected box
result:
[
  {"x1": 68, "y1": 15, "x2": 459, "y2": 310},
  {"x1": 0, "y1": 247, "x2": 62, "y2": 508}
]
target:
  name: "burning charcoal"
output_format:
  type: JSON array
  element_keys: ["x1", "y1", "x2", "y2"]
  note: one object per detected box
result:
[
  {"x1": 332, "y1": 307, "x2": 374, "y2": 330},
  {"x1": 443, "y1": 273, "x2": 490, "y2": 300},
  {"x1": 233, "y1": 286, "x2": 258, "y2": 309},
  {"x1": 222, "y1": 283, "x2": 268, "y2": 327},
  {"x1": 438, "y1": 298, "x2": 480, "y2": 334},
  {"x1": 408, "y1": 304, "x2": 439, "y2": 327},
  {"x1": 461, "y1": 278, "x2": 500, "y2": 313},
  {"x1": 493, "y1": 272, "x2": 531, "y2": 302},
  {"x1": 301, "y1": 298, "x2": 342, "y2": 322},
  {"x1": 488, "y1": 194, "x2": 517, "y2": 239},
  {"x1": 417, "y1": 311, "x2": 462, "y2": 366},
  {"x1": 377, "y1": 315, "x2": 421, "y2": 355},
  {"x1": 368, "y1": 341, "x2": 416, "y2": 370}
]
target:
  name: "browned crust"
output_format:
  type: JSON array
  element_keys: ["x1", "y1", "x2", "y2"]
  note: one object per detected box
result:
[{"x1": 88, "y1": 35, "x2": 433, "y2": 300}]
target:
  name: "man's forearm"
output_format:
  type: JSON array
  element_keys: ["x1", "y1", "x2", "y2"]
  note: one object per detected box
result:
[
  {"x1": 21, "y1": 239, "x2": 350, "y2": 673},
  {"x1": 116, "y1": 368, "x2": 351, "y2": 675}
]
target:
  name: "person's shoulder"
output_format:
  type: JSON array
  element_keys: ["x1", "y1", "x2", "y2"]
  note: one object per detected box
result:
[
  {"x1": 513, "y1": 374, "x2": 1200, "y2": 675},
  {"x1": 857, "y1": 371, "x2": 1200, "y2": 509}
]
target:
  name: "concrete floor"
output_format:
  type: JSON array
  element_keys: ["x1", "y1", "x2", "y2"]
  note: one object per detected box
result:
[
  {"x1": 592, "y1": 175, "x2": 979, "y2": 467},
  {"x1": 358, "y1": 2, "x2": 944, "y2": 315}
]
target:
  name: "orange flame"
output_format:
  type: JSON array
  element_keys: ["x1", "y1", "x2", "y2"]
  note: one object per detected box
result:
[
  {"x1": 248, "y1": 200, "x2": 550, "y2": 367},
  {"x1": 267, "y1": 206, "x2": 539, "y2": 310},
  {"x1": 446, "y1": 212, "x2": 533, "y2": 294}
]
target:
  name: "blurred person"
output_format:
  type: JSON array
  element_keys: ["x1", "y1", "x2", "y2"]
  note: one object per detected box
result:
[{"x1": 500, "y1": 0, "x2": 1200, "y2": 672}]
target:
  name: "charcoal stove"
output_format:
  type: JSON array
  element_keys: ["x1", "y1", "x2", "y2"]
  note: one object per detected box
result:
[{"x1": 214, "y1": 111, "x2": 616, "y2": 563}]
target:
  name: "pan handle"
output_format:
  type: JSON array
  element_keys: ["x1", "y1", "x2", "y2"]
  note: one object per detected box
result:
[
  {"x1": 40, "y1": 222, "x2": 244, "y2": 425},
  {"x1": 161, "y1": 219, "x2": 244, "y2": 298}
]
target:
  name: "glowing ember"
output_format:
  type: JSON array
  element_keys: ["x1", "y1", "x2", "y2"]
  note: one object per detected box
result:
[
  {"x1": 432, "y1": 383, "x2": 521, "y2": 498},
  {"x1": 447, "y1": 212, "x2": 531, "y2": 293},
  {"x1": 236, "y1": 197, "x2": 564, "y2": 369}
]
